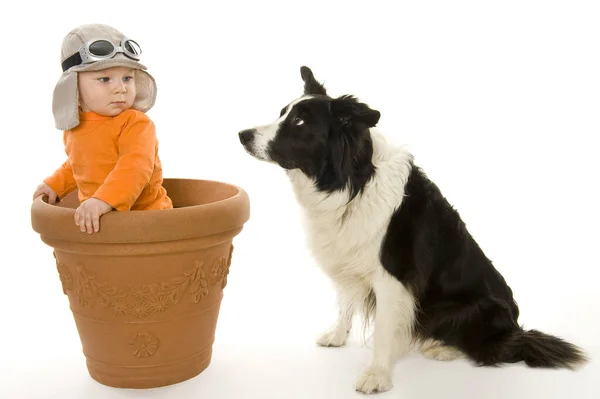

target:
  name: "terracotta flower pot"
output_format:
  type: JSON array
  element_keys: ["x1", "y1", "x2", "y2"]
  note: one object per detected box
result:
[{"x1": 31, "y1": 178, "x2": 250, "y2": 389}]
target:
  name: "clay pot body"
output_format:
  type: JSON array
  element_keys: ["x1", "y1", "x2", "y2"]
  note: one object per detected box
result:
[{"x1": 31, "y1": 178, "x2": 250, "y2": 388}]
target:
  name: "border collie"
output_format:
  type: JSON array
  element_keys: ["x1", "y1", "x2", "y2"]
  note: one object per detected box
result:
[{"x1": 238, "y1": 66, "x2": 587, "y2": 394}]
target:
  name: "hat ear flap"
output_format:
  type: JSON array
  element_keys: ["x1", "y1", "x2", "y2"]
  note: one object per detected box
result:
[
  {"x1": 52, "y1": 71, "x2": 80, "y2": 130},
  {"x1": 133, "y1": 70, "x2": 157, "y2": 112}
]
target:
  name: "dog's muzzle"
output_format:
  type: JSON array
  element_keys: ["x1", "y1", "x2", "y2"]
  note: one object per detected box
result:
[{"x1": 239, "y1": 127, "x2": 272, "y2": 161}]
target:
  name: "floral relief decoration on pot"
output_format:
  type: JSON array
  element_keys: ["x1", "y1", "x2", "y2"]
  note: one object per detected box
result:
[
  {"x1": 54, "y1": 247, "x2": 233, "y2": 318},
  {"x1": 129, "y1": 332, "x2": 160, "y2": 358},
  {"x1": 55, "y1": 259, "x2": 74, "y2": 294}
]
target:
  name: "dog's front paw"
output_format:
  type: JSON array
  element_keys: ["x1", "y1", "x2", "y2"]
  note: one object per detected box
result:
[
  {"x1": 316, "y1": 328, "x2": 348, "y2": 347},
  {"x1": 354, "y1": 365, "x2": 392, "y2": 394}
]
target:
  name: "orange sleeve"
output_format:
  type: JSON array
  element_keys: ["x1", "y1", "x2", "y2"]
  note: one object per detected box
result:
[
  {"x1": 91, "y1": 111, "x2": 157, "y2": 211},
  {"x1": 44, "y1": 159, "x2": 77, "y2": 198}
]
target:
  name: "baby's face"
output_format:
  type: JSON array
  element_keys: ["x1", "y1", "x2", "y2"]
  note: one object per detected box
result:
[{"x1": 78, "y1": 67, "x2": 137, "y2": 116}]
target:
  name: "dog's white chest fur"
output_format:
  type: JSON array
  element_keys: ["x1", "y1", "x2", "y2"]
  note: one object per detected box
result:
[{"x1": 287, "y1": 132, "x2": 412, "y2": 281}]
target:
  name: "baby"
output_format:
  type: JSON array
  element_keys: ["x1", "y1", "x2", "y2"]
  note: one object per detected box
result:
[{"x1": 33, "y1": 24, "x2": 172, "y2": 234}]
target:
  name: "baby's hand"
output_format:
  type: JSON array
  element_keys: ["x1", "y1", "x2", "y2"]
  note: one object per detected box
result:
[
  {"x1": 33, "y1": 182, "x2": 58, "y2": 204},
  {"x1": 75, "y1": 198, "x2": 113, "y2": 234}
]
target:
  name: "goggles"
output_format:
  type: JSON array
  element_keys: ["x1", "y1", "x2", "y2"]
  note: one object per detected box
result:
[{"x1": 61, "y1": 38, "x2": 142, "y2": 72}]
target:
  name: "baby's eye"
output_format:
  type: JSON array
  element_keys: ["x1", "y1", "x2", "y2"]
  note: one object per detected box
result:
[
  {"x1": 123, "y1": 76, "x2": 134, "y2": 82},
  {"x1": 98, "y1": 77, "x2": 110, "y2": 83}
]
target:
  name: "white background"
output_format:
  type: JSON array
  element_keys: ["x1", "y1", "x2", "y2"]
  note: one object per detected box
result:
[{"x1": 1, "y1": 1, "x2": 598, "y2": 398}]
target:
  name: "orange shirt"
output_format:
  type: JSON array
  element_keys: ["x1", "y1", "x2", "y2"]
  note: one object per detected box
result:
[{"x1": 44, "y1": 109, "x2": 173, "y2": 211}]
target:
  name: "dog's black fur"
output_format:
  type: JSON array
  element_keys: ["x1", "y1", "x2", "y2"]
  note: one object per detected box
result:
[{"x1": 382, "y1": 164, "x2": 585, "y2": 368}]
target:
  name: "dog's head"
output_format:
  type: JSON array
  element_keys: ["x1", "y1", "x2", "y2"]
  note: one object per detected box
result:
[{"x1": 239, "y1": 66, "x2": 379, "y2": 199}]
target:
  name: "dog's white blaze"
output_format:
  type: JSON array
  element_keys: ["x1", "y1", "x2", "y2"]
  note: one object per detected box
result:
[{"x1": 251, "y1": 95, "x2": 313, "y2": 160}]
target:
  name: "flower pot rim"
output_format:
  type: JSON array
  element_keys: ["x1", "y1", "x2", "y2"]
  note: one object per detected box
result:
[{"x1": 31, "y1": 178, "x2": 250, "y2": 244}]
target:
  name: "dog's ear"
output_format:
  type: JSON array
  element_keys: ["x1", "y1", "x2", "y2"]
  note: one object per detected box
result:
[
  {"x1": 330, "y1": 95, "x2": 380, "y2": 128},
  {"x1": 300, "y1": 66, "x2": 327, "y2": 95}
]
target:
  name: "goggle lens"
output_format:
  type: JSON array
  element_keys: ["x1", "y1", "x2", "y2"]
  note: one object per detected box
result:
[
  {"x1": 88, "y1": 40, "x2": 115, "y2": 56},
  {"x1": 124, "y1": 40, "x2": 141, "y2": 56}
]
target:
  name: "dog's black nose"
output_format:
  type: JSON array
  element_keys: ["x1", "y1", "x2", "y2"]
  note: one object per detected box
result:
[{"x1": 238, "y1": 129, "x2": 255, "y2": 144}]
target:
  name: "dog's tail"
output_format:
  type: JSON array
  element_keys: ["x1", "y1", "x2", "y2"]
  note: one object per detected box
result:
[{"x1": 476, "y1": 328, "x2": 587, "y2": 369}]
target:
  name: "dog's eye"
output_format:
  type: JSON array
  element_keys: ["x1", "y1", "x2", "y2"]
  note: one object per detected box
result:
[{"x1": 293, "y1": 117, "x2": 305, "y2": 126}]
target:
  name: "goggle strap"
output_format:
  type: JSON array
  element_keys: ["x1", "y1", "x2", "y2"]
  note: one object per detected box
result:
[{"x1": 61, "y1": 52, "x2": 83, "y2": 72}]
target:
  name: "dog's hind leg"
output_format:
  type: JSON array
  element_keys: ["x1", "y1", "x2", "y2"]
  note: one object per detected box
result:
[{"x1": 419, "y1": 339, "x2": 464, "y2": 361}]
